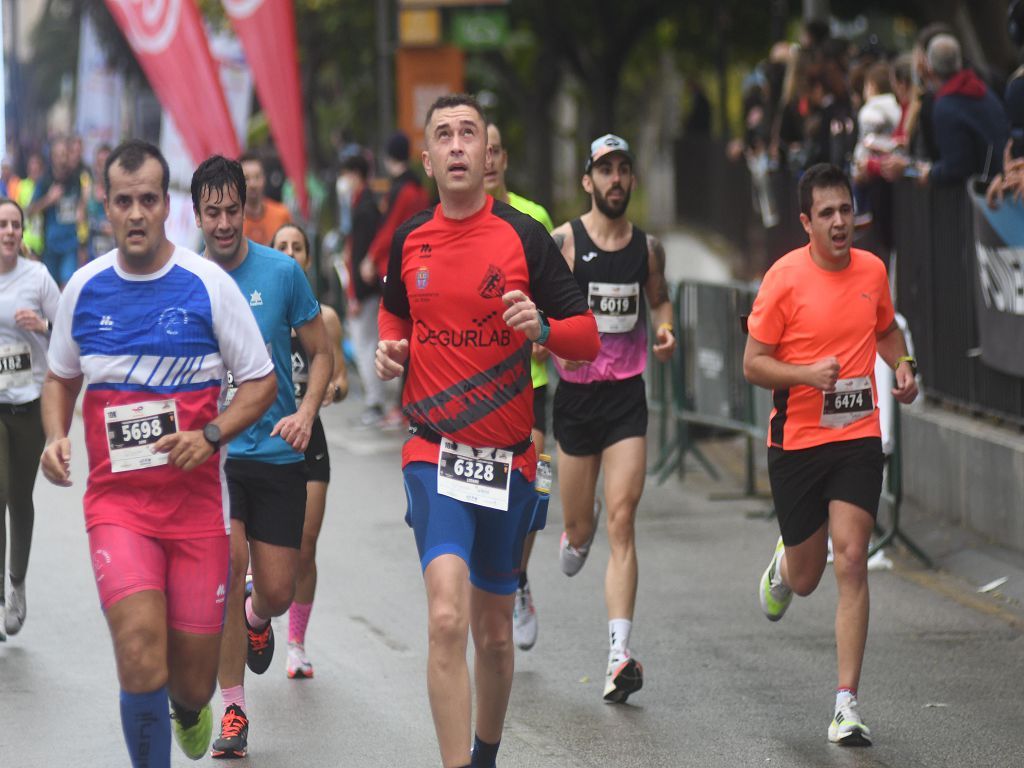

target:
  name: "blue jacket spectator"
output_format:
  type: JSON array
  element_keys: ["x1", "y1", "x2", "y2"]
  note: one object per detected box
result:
[{"x1": 927, "y1": 34, "x2": 1009, "y2": 185}]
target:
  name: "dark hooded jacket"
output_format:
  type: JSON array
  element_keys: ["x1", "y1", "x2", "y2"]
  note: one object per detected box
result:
[{"x1": 930, "y1": 69, "x2": 1009, "y2": 184}]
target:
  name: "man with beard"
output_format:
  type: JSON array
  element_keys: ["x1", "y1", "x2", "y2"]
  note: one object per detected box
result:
[{"x1": 549, "y1": 134, "x2": 676, "y2": 704}]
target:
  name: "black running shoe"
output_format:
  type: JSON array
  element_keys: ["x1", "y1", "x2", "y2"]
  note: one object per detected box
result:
[
  {"x1": 211, "y1": 704, "x2": 248, "y2": 759},
  {"x1": 245, "y1": 611, "x2": 274, "y2": 674}
]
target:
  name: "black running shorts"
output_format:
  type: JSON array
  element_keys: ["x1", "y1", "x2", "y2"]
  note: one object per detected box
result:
[
  {"x1": 533, "y1": 384, "x2": 548, "y2": 436},
  {"x1": 767, "y1": 437, "x2": 884, "y2": 546},
  {"x1": 304, "y1": 417, "x2": 331, "y2": 484},
  {"x1": 553, "y1": 375, "x2": 648, "y2": 457},
  {"x1": 226, "y1": 458, "x2": 308, "y2": 549}
]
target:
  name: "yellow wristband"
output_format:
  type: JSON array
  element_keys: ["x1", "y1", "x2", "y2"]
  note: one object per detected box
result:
[{"x1": 657, "y1": 322, "x2": 674, "y2": 334}]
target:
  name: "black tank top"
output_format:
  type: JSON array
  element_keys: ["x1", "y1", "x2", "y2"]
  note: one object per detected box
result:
[
  {"x1": 290, "y1": 334, "x2": 308, "y2": 404},
  {"x1": 570, "y1": 218, "x2": 649, "y2": 335}
]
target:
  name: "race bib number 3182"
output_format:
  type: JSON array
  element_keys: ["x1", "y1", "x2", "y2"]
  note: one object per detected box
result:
[{"x1": 0, "y1": 343, "x2": 31, "y2": 391}]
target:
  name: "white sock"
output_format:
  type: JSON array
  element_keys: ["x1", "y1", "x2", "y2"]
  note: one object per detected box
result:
[
  {"x1": 609, "y1": 619, "x2": 632, "y2": 655},
  {"x1": 836, "y1": 688, "x2": 856, "y2": 710}
]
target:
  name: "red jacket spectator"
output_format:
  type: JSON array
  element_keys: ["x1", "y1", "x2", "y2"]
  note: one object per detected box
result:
[{"x1": 367, "y1": 133, "x2": 431, "y2": 279}]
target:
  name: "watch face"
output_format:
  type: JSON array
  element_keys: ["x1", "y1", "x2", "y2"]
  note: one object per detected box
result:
[{"x1": 204, "y1": 424, "x2": 221, "y2": 445}]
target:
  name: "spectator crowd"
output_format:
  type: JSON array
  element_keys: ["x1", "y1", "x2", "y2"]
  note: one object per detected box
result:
[{"x1": 731, "y1": 14, "x2": 1024, "y2": 258}]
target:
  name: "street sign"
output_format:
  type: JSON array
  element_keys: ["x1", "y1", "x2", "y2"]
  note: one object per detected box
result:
[
  {"x1": 399, "y1": 8, "x2": 442, "y2": 46},
  {"x1": 451, "y1": 10, "x2": 508, "y2": 50},
  {"x1": 400, "y1": 0, "x2": 507, "y2": 6}
]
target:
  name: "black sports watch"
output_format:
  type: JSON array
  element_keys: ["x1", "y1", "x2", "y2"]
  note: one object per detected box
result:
[{"x1": 202, "y1": 423, "x2": 222, "y2": 450}]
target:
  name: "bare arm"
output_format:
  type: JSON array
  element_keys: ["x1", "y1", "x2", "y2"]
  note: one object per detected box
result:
[
  {"x1": 646, "y1": 234, "x2": 676, "y2": 363},
  {"x1": 150, "y1": 371, "x2": 277, "y2": 472},
  {"x1": 742, "y1": 334, "x2": 839, "y2": 392},
  {"x1": 876, "y1": 319, "x2": 918, "y2": 404},
  {"x1": 321, "y1": 305, "x2": 349, "y2": 405},
  {"x1": 551, "y1": 223, "x2": 574, "y2": 271},
  {"x1": 271, "y1": 313, "x2": 332, "y2": 452},
  {"x1": 40, "y1": 371, "x2": 83, "y2": 486},
  {"x1": 218, "y1": 373, "x2": 278, "y2": 442}
]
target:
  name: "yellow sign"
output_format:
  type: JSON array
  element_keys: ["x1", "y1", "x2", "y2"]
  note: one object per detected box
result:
[{"x1": 399, "y1": 9, "x2": 442, "y2": 47}]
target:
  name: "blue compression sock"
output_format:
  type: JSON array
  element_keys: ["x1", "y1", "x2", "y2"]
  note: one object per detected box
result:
[
  {"x1": 471, "y1": 734, "x2": 500, "y2": 767},
  {"x1": 119, "y1": 687, "x2": 171, "y2": 768}
]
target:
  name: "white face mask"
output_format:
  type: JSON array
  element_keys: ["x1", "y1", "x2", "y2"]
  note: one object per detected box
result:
[{"x1": 336, "y1": 175, "x2": 354, "y2": 199}]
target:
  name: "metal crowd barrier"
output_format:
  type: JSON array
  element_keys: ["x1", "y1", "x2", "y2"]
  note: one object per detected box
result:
[{"x1": 649, "y1": 279, "x2": 770, "y2": 494}]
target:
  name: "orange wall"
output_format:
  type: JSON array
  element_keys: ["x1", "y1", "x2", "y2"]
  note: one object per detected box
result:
[{"x1": 396, "y1": 46, "x2": 466, "y2": 160}]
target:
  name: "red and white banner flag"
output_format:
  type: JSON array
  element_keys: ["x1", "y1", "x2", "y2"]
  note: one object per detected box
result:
[
  {"x1": 105, "y1": 0, "x2": 240, "y2": 165},
  {"x1": 223, "y1": 0, "x2": 309, "y2": 216}
]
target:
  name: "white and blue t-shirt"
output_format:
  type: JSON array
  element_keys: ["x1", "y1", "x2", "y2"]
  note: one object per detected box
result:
[
  {"x1": 47, "y1": 247, "x2": 273, "y2": 538},
  {"x1": 225, "y1": 240, "x2": 320, "y2": 464}
]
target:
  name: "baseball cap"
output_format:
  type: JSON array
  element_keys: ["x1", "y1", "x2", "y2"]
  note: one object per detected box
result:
[{"x1": 585, "y1": 134, "x2": 633, "y2": 172}]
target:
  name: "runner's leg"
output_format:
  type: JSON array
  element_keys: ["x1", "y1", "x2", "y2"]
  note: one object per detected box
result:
[
  {"x1": 470, "y1": 587, "x2": 515, "y2": 759},
  {"x1": 217, "y1": 519, "x2": 251, "y2": 694},
  {"x1": 167, "y1": 631, "x2": 221, "y2": 709},
  {"x1": 778, "y1": 521, "x2": 830, "y2": 596},
  {"x1": 0, "y1": 417, "x2": 9, "y2": 605},
  {"x1": 106, "y1": 590, "x2": 172, "y2": 768},
  {"x1": 293, "y1": 480, "x2": 327, "y2": 609},
  {"x1": 249, "y1": 539, "x2": 300, "y2": 620},
  {"x1": 829, "y1": 499, "x2": 873, "y2": 692},
  {"x1": 557, "y1": 449, "x2": 601, "y2": 550},
  {"x1": 424, "y1": 554, "x2": 473, "y2": 767},
  {"x1": 289, "y1": 479, "x2": 326, "y2": 677},
  {"x1": 7, "y1": 403, "x2": 45, "y2": 584},
  {"x1": 600, "y1": 437, "x2": 645, "y2": 622}
]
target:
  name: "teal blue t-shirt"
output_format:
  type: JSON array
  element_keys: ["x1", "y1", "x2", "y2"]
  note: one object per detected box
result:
[{"x1": 227, "y1": 241, "x2": 320, "y2": 464}]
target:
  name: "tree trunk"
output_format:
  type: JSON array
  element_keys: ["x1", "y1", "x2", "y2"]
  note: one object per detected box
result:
[
  {"x1": 802, "y1": 0, "x2": 829, "y2": 22},
  {"x1": 965, "y1": 0, "x2": 1018, "y2": 78}
]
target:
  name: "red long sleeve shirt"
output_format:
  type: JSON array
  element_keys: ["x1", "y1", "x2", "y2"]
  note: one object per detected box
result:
[{"x1": 379, "y1": 196, "x2": 599, "y2": 478}]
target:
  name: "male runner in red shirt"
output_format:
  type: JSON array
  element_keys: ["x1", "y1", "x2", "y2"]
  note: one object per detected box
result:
[{"x1": 376, "y1": 94, "x2": 599, "y2": 768}]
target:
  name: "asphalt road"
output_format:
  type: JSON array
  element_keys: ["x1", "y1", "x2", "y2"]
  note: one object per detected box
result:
[{"x1": 1, "y1": 396, "x2": 1021, "y2": 768}]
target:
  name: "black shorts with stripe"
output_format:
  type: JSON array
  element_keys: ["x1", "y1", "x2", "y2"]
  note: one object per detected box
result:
[
  {"x1": 304, "y1": 416, "x2": 330, "y2": 483},
  {"x1": 767, "y1": 436, "x2": 884, "y2": 546}
]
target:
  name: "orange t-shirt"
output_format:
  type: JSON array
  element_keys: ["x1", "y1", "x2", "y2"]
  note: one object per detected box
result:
[
  {"x1": 747, "y1": 246, "x2": 895, "y2": 450},
  {"x1": 243, "y1": 198, "x2": 291, "y2": 246}
]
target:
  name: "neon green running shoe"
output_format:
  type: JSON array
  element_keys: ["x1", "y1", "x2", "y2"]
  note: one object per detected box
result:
[
  {"x1": 171, "y1": 702, "x2": 213, "y2": 760},
  {"x1": 759, "y1": 536, "x2": 793, "y2": 621}
]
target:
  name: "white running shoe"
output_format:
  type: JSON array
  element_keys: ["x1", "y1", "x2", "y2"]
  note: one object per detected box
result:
[
  {"x1": 5, "y1": 576, "x2": 25, "y2": 636},
  {"x1": 512, "y1": 582, "x2": 538, "y2": 651},
  {"x1": 286, "y1": 642, "x2": 314, "y2": 679},
  {"x1": 828, "y1": 697, "x2": 872, "y2": 746},
  {"x1": 603, "y1": 648, "x2": 643, "y2": 704},
  {"x1": 559, "y1": 500, "x2": 601, "y2": 577}
]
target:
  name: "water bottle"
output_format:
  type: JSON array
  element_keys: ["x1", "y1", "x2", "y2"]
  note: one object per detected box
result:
[{"x1": 535, "y1": 454, "x2": 552, "y2": 495}]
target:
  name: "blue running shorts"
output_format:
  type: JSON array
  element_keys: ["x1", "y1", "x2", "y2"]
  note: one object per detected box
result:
[{"x1": 402, "y1": 462, "x2": 545, "y2": 594}]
